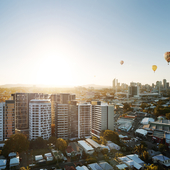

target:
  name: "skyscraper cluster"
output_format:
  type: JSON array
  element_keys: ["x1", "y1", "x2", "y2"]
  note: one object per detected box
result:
[{"x1": 0, "y1": 93, "x2": 114, "y2": 141}]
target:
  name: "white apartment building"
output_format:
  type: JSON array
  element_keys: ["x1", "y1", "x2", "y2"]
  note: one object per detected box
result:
[
  {"x1": 91, "y1": 103, "x2": 114, "y2": 138},
  {"x1": 29, "y1": 99, "x2": 51, "y2": 140},
  {"x1": 0, "y1": 103, "x2": 4, "y2": 141},
  {"x1": 55, "y1": 104, "x2": 69, "y2": 139},
  {"x1": 78, "y1": 103, "x2": 91, "y2": 138}
]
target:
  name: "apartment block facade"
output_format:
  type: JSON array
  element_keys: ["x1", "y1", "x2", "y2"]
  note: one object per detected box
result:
[
  {"x1": 29, "y1": 99, "x2": 51, "y2": 140},
  {"x1": 11, "y1": 93, "x2": 49, "y2": 136},
  {"x1": 4, "y1": 100, "x2": 15, "y2": 139},
  {"x1": 51, "y1": 93, "x2": 76, "y2": 124},
  {"x1": 78, "y1": 103, "x2": 91, "y2": 138},
  {"x1": 0, "y1": 103, "x2": 4, "y2": 141},
  {"x1": 91, "y1": 102, "x2": 114, "y2": 138},
  {"x1": 55, "y1": 103, "x2": 69, "y2": 139}
]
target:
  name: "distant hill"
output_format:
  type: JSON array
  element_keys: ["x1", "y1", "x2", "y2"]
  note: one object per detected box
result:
[
  {"x1": 0, "y1": 84, "x2": 111, "y2": 89},
  {"x1": 0, "y1": 84, "x2": 34, "y2": 88},
  {"x1": 80, "y1": 84, "x2": 111, "y2": 89}
]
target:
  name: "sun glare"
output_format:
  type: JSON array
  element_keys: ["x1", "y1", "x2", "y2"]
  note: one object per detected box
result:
[{"x1": 36, "y1": 56, "x2": 73, "y2": 86}]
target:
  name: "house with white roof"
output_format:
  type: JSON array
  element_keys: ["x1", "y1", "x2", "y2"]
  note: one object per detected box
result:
[
  {"x1": 0, "y1": 159, "x2": 6, "y2": 169},
  {"x1": 35, "y1": 155, "x2": 43, "y2": 162},
  {"x1": 152, "y1": 154, "x2": 170, "y2": 168},
  {"x1": 88, "y1": 163, "x2": 103, "y2": 170},
  {"x1": 116, "y1": 164, "x2": 128, "y2": 170},
  {"x1": 10, "y1": 157, "x2": 19, "y2": 168},
  {"x1": 78, "y1": 140, "x2": 94, "y2": 155},
  {"x1": 76, "y1": 166, "x2": 89, "y2": 170},
  {"x1": 126, "y1": 154, "x2": 145, "y2": 166},
  {"x1": 106, "y1": 141, "x2": 120, "y2": 150},
  {"x1": 98, "y1": 162, "x2": 113, "y2": 170},
  {"x1": 141, "y1": 118, "x2": 154, "y2": 125},
  {"x1": 44, "y1": 153, "x2": 53, "y2": 161},
  {"x1": 118, "y1": 154, "x2": 145, "y2": 170}
]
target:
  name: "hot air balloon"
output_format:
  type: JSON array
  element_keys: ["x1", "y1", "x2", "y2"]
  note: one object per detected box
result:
[
  {"x1": 164, "y1": 52, "x2": 170, "y2": 65},
  {"x1": 120, "y1": 60, "x2": 124, "y2": 65},
  {"x1": 152, "y1": 65, "x2": 157, "y2": 73}
]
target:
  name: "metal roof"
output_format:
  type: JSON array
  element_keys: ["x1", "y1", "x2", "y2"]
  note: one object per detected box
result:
[{"x1": 85, "y1": 138, "x2": 101, "y2": 149}]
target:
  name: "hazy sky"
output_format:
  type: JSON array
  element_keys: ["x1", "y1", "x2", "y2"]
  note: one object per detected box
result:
[{"x1": 0, "y1": 0, "x2": 170, "y2": 87}]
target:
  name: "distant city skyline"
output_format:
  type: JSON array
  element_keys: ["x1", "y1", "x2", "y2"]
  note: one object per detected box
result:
[{"x1": 0, "y1": 0, "x2": 170, "y2": 86}]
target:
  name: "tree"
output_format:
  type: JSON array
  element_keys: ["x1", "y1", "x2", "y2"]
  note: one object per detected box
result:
[
  {"x1": 141, "y1": 103, "x2": 147, "y2": 110},
  {"x1": 20, "y1": 166, "x2": 30, "y2": 170},
  {"x1": 142, "y1": 151, "x2": 149, "y2": 163},
  {"x1": 2, "y1": 134, "x2": 29, "y2": 155},
  {"x1": 86, "y1": 156, "x2": 97, "y2": 164},
  {"x1": 92, "y1": 136, "x2": 101, "y2": 144},
  {"x1": 2, "y1": 134, "x2": 29, "y2": 169},
  {"x1": 145, "y1": 164, "x2": 158, "y2": 170},
  {"x1": 123, "y1": 103, "x2": 131, "y2": 112},
  {"x1": 48, "y1": 136, "x2": 57, "y2": 145},
  {"x1": 114, "y1": 152, "x2": 123, "y2": 160},
  {"x1": 166, "y1": 113, "x2": 170, "y2": 119},
  {"x1": 158, "y1": 144, "x2": 166, "y2": 153},
  {"x1": 134, "y1": 144, "x2": 146, "y2": 155},
  {"x1": 104, "y1": 154, "x2": 109, "y2": 162},
  {"x1": 103, "y1": 130, "x2": 120, "y2": 144},
  {"x1": 56, "y1": 138, "x2": 67, "y2": 152},
  {"x1": 102, "y1": 148, "x2": 108, "y2": 155},
  {"x1": 100, "y1": 136, "x2": 107, "y2": 145}
]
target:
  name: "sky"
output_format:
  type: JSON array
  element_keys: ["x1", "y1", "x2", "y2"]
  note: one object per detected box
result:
[{"x1": 0, "y1": 0, "x2": 170, "y2": 87}]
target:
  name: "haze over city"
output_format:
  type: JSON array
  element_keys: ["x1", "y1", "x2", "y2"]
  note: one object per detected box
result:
[{"x1": 0, "y1": 0, "x2": 170, "y2": 87}]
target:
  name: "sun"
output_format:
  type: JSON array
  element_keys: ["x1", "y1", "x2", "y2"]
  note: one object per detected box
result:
[{"x1": 36, "y1": 56, "x2": 73, "y2": 86}]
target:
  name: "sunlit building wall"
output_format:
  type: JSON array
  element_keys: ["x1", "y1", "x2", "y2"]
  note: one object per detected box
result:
[
  {"x1": 29, "y1": 99, "x2": 51, "y2": 140},
  {"x1": 0, "y1": 103, "x2": 4, "y2": 141},
  {"x1": 91, "y1": 102, "x2": 114, "y2": 138},
  {"x1": 68, "y1": 102, "x2": 78, "y2": 139},
  {"x1": 4, "y1": 100, "x2": 15, "y2": 139},
  {"x1": 55, "y1": 103, "x2": 69, "y2": 139},
  {"x1": 51, "y1": 93, "x2": 76, "y2": 125},
  {"x1": 11, "y1": 93, "x2": 49, "y2": 136},
  {"x1": 78, "y1": 103, "x2": 91, "y2": 138}
]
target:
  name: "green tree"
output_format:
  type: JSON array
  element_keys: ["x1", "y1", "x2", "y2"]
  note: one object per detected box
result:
[
  {"x1": 103, "y1": 130, "x2": 120, "y2": 144},
  {"x1": 2, "y1": 134, "x2": 29, "y2": 169},
  {"x1": 56, "y1": 138, "x2": 67, "y2": 152}
]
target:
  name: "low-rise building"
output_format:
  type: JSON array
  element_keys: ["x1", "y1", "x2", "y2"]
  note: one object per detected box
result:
[
  {"x1": 78, "y1": 140, "x2": 94, "y2": 155},
  {"x1": 152, "y1": 154, "x2": 170, "y2": 168},
  {"x1": 118, "y1": 154, "x2": 145, "y2": 170},
  {"x1": 68, "y1": 142, "x2": 83, "y2": 156},
  {"x1": 98, "y1": 162, "x2": 113, "y2": 170}
]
